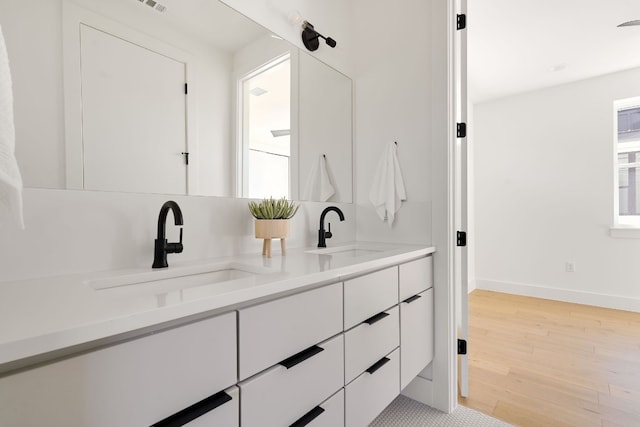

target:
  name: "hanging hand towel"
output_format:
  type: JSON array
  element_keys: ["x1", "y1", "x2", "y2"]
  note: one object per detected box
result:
[
  {"x1": 369, "y1": 142, "x2": 406, "y2": 227},
  {"x1": 302, "y1": 154, "x2": 336, "y2": 202},
  {"x1": 0, "y1": 25, "x2": 24, "y2": 229}
]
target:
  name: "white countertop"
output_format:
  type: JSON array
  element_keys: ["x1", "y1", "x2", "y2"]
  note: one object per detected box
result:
[{"x1": 0, "y1": 242, "x2": 434, "y2": 374}]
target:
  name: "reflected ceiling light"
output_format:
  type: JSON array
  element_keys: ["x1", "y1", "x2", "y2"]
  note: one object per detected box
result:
[
  {"x1": 270, "y1": 129, "x2": 291, "y2": 137},
  {"x1": 618, "y1": 20, "x2": 640, "y2": 27},
  {"x1": 250, "y1": 87, "x2": 268, "y2": 96}
]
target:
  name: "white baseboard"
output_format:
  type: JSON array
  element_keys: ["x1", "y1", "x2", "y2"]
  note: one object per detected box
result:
[
  {"x1": 401, "y1": 375, "x2": 434, "y2": 408},
  {"x1": 476, "y1": 279, "x2": 640, "y2": 313}
]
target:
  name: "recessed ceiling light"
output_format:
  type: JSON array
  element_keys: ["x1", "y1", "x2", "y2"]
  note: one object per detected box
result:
[
  {"x1": 250, "y1": 87, "x2": 268, "y2": 96},
  {"x1": 550, "y1": 63, "x2": 567, "y2": 72}
]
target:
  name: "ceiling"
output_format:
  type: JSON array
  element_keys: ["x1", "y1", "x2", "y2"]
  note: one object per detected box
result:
[{"x1": 468, "y1": 0, "x2": 640, "y2": 103}]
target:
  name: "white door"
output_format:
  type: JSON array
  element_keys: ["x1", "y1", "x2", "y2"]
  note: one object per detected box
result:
[
  {"x1": 80, "y1": 24, "x2": 187, "y2": 194},
  {"x1": 454, "y1": 0, "x2": 469, "y2": 398}
]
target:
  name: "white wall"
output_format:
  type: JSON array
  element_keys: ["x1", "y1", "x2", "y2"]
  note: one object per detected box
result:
[
  {"x1": 352, "y1": 0, "x2": 434, "y2": 245},
  {"x1": 0, "y1": 189, "x2": 355, "y2": 282},
  {"x1": 474, "y1": 66, "x2": 640, "y2": 312}
]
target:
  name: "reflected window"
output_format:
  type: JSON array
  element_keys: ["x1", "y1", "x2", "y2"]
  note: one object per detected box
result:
[{"x1": 239, "y1": 55, "x2": 291, "y2": 199}]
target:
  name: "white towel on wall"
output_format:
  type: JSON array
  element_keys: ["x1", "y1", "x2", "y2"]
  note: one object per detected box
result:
[
  {"x1": 0, "y1": 25, "x2": 24, "y2": 229},
  {"x1": 369, "y1": 142, "x2": 406, "y2": 227},
  {"x1": 302, "y1": 154, "x2": 336, "y2": 202}
]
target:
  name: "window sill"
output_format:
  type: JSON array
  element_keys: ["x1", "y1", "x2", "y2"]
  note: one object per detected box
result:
[{"x1": 610, "y1": 226, "x2": 640, "y2": 239}]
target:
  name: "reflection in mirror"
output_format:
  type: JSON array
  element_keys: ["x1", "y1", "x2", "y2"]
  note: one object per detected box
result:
[{"x1": 0, "y1": 0, "x2": 352, "y2": 201}]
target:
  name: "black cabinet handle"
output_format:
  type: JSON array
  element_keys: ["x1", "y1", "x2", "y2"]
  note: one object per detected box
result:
[
  {"x1": 363, "y1": 311, "x2": 390, "y2": 325},
  {"x1": 280, "y1": 345, "x2": 324, "y2": 369},
  {"x1": 289, "y1": 406, "x2": 325, "y2": 427},
  {"x1": 150, "y1": 390, "x2": 232, "y2": 427},
  {"x1": 366, "y1": 357, "x2": 390, "y2": 375},
  {"x1": 402, "y1": 294, "x2": 422, "y2": 304}
]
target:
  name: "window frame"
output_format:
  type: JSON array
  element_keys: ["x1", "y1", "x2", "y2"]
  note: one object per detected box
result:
[{"x1": 614, "y1": 97, "x2": 640, "y2": 228}]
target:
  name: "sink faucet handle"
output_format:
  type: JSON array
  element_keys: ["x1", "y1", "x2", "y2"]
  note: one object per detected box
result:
[
  {"x1": 326, "y1": 223, "x2": 333, "y2": 239},
  {"x1": 165, "y1": 228, "x2": 184, "y2": 254}
]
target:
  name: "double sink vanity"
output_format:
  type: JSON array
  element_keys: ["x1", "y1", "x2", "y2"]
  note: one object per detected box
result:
[{"x1": 0, "y1": 241, "x2": 434, "y2": 426}]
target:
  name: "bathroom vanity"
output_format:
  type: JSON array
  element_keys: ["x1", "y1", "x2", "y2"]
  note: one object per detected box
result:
[{"x1": 0, "y1": 243, "x2": 434, "y2": 426}]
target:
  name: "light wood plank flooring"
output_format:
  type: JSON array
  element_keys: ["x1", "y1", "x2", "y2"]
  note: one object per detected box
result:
[{"x1": 459, "y1": 290, "x2": 640, "y2": 427}]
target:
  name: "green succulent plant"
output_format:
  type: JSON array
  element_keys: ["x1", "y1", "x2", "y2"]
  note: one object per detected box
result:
[{"x1": 248, "y1": 197, "x2": 299, "y2": 220}]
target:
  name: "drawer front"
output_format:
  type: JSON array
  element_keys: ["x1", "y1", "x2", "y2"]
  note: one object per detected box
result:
[
  {"x1": 239, "y1": 334, "x2": 344, "y2": 427},
  {"x1": 345, "y1": 348, "x2": 400, "y2": 427},
  {"x1": 157, "y1": 386, "x2": 239, "y2": 427},
  {"x1": 239, "y1": 282, "x2": 343, "y2": 380},
  {"x1": 399, "y1": 257, "x2": 433, "y2": 301},
  {"x1": 0, "y1": 312, "x2": 236, "y2": 427},
  {"x1": 293, "y1": 389, "x2": 345, "y2": 427},
  {"x1": 344, "y1": 267, "x2": 398, "y2": 330},
  {"x1": 344, "y1": 305, "x2": 399, "y2": 384},
  {"x1": 400, "y1": 288, "x2": 434, "y2": 389}
]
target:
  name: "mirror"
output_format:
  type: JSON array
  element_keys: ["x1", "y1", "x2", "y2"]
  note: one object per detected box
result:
[{"x1": 0, "y1": 0, "x2": 353, "y2": 202}]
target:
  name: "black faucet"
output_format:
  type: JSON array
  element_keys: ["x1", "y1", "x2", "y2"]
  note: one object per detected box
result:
[
  {"x1": 318, "y1": 206, "x2": 345, "y2": 248},
  {"x1": 152, "y1": 201, "x2": 184, "y2": 268}
]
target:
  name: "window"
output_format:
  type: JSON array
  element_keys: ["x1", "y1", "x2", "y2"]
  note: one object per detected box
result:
[{"x1": 615, "y1": 99, "x2": 640, "y2": 226}]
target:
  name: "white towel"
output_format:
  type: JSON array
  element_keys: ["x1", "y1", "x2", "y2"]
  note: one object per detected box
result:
[
  {"x1": 369, "y1": 142, "x2": 406, "y2": 227},
  {"x1": 0, "y1": 25, "x2": 24, "y2": 229},
  {"x1": 302, "y1": 154, "x2": 335, "y2": 202}
]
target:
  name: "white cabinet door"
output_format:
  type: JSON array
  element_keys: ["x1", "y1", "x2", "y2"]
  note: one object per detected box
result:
[
  {"x1": 0, "y1": 312, "x2": 236, "y2": 427},
  {"x1": 345, "y1": 348, "x2": 400, "y2": 427},
  {"x1": 399, "y1": 256, "x2": 433, "y2": 302},
  {"x1": 239, "y1": 282, "x2": 343, "y2": 380},
  {"x1": 400, "y1": 288, "x2": 434, "y2": 389},
  {"x1": 239, "y1": 334, "x2": 344, "y2": 427},
  {"x1": 344, "y1": 305, "x2": 399, "y2": 384},
  {"x1": 344, "y1": 267, "x2": 398, "y2": 330}
]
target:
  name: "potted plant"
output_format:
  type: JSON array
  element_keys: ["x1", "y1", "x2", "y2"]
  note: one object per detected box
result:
[{"x1": 248, "y1": 197, "x2": 299, "y2": 257}]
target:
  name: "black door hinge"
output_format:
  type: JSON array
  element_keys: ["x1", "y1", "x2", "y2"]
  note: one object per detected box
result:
[
  {"x1": 456, "y1": 231, "x2": 466, "y2": 247},
  {"x1": 457, "y1": 122, "x2": 467, "y2": 138},
  {"x1": 457, "y1": 14, "x2": 466, "y2": 30},
  {"x1": 184, "y1": 83, "x2": 188, "y2": 94},
  {"x1": 181, "y1": 151, "x2": 189, "y2": 165},
  {"x1": 458, "y1": 339, "x2": 467, "y2": 355}
]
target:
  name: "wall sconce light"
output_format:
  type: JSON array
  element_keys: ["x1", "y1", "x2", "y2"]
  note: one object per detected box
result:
[
  {"x1": 289, "y1": 11, "x2": 337, "y2": 52},
  {"x1": 301, "y1": 21, "x2": 337, "y2": 51}
]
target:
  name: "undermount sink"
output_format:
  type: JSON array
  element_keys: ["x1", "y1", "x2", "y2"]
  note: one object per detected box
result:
[
  {"x1": 86, "y1": 262, "x2": 270, "y2": 291},
  {"x1": 305, "y1": 244, "x2": 385, "y2": 257}
]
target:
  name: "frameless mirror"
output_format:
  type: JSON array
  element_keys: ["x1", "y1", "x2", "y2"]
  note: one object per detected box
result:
[{"x1": 0, "y1": 0, "x2": 352, "y2": 202}]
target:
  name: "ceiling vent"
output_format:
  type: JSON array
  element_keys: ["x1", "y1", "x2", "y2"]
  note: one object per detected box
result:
[{"x1": 137, "y1": 0, "x2": 167, "y2": 13}]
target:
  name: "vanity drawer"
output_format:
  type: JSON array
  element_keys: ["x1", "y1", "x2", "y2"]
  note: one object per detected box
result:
[
  {"x1": 401, "y1": 288, "x2": 434, "y2": 389},
  {"x1": 344, "y1": 267, "x2": 398, "y2": 330},
  {"x1": 399, "y1": 256, "x2": 433, "y2": 301},
  {"x1": 153, "y1": 386, "x2": 239, "y2": 427},
  {"x1": 0, "y1": 312, "x2": 237, "y2": 427},
  {"x1": 295, "y1": 389, "x2": 345, "y2": 427},
  {"x1": 239, "y1": 282, "x2": 343, "y2": 380},
  {"x1": 344, "y1": 305, "x2": 399, "y2": 384},
  {"x1": 239, "y1": 334, "x2": 344, "y2": 427},
  {"x1": 345, "y1": 348, "x2": 400, "y2": 427}
]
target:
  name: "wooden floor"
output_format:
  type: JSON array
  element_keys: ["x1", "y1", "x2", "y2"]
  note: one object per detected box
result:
[{"x1": 459, "y1": 290, "x2": 640, "y2": 427}]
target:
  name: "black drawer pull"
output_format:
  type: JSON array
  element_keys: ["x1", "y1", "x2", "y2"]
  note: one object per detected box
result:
[
  {"x1": 150, "y1": 390, "x2": 232, "y2": 427},
  {"x1": 403, "y1": 294, "x2": 422, "y2": 304},
  {"x1": 290, "y1": 405, "x2": 325, "y2": 427},
  {"x1": 364, "y1": 311, "x2": 390, "y2": 325},
  {"x1": 280, "y1": 345, "x2": 324, "y2": 369},
  {"x1": 366, "y1": 357, "x2": 390, "y2": 375}
]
